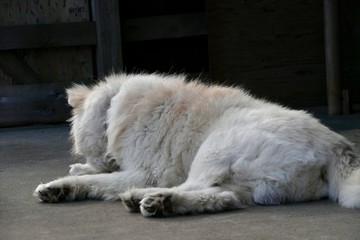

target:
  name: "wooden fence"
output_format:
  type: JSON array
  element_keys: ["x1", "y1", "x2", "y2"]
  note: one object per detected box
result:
[{"x1": 0, "y1": 0, "x2": 122, "y2": 126}]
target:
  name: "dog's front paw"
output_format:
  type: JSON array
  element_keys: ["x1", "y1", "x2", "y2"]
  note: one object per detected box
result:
[
  {"x1": 69, "y1": 163, "x2": 97, "y2": 175},
  {"x1": 106, "y1": 158, "x2": 120, "y2": 172},
  {"x1": 140, "y1": 193, "x2": 173, "y2": 217},
  {"x1": 120, "y1": 190, "x2": 142, "y2": 212},
  {"x1": 33, "y1": 183, "x2": 71, "y2": 203}
]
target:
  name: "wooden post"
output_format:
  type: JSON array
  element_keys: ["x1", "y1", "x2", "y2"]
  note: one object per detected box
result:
[
  {"x1": 91, "y1": 0, "x2": 123, "y2": 78},
  {"x1": 324, "y1": 0, "x2": 342, "y2": 115}
]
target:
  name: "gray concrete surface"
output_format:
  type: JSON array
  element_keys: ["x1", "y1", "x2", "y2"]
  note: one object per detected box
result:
[{"x1": 1, "y1": 117, "x2": 360, "y2": 240}]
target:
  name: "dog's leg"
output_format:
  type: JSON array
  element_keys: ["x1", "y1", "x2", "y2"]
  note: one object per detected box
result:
[
  {"x1": 120, "y1": 187, "x2": 164, "y2": 212},
  {"x1": 329, "y1": 144, "x2": 360, "y2": 208},
  {"x1": 69, "y1": 155, "x2": 120, "y2": 176},
  {"x1": 121, "y1": 141, "x2": 253, "y2": 217},
  {"x1": 120, "y1": 130, "x2": 255, "y2": 217},
  {"x1": 69, "y1": 163, "x2": 101, "y2": 176},
  {"x1": 121, "y1": 186, "x2": 251, "y2": 217},
  {"x1": 33, "y1": 171, "x2": 146, "y2": 202}
]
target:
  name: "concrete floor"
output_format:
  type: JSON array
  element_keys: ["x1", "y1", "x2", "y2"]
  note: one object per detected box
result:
[{"x1": 1, "y1": 114, "x2": 360, "y2": 240}]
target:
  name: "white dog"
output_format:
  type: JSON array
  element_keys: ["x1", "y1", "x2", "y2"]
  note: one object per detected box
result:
[{"x1": 34, "y1": 73, "x2": 360, "y2": 217}]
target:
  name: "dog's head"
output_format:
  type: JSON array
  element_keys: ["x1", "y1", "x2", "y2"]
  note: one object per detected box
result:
[
  {"x1": 67, "y1": 84, "x2": 91, "y2": 109},
  {"x1": 66, "y1": 82, "x2": 110, "y2": 158},
  {"x1": 66, "y1": 84, "x2": 94, "y2": 157},
  {"x1": 66, "y1": 75, "x2": 126, "y2": 158}
]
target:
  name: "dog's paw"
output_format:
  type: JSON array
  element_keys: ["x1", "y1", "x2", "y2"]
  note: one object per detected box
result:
[
  {"x1": 120, "y1": 190, "x2": 142, "y2": 212},
  {"x1": 106, "y1": 158, "x2": 120, "y2": 172},
  {"x1": 69, "y1": 163, "x2": 97, "y2": 176},
  {"x1": 140, "y1": 193, "x2": 173, "y2": 217},
  {"x1": 104, "y1": 154, "x2": 121, "y2": 172},
  {"x1": 33, "y1": 183, "x2": 71, "y2": 203}
]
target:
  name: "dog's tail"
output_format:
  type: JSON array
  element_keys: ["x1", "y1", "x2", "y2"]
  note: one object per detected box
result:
[{"x1": 328, "y1": 142, "x2": 360, "y2": 208}]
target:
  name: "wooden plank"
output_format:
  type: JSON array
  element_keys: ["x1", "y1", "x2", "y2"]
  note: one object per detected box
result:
[
  {"x1": 0, "y1": 47, "x2": 95, "y2": 86},
  {"x1": 0, "y1": 22, "x2": 96, "y2": 50},
  {"x1": 123, "y1": 13, "x2": 208, "y2": 42},
  {"x1": 91, "y1": 0, "x2": 123, "y2": 78},
  {"x1": 0, "y1": 52, "x2": 44, "y2": 84},
  {"x1": 23, "y1": 47, "x2": 95, "y2": 85},
  {"x1": 0, "y1": 83, "x2": 70, "y2": 127},
  {"x1": 0, "y1": 0, "x2": 90, "y2": 26}
]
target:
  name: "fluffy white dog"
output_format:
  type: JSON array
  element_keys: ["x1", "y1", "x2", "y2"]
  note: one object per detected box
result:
[{"x1": 34, "y1": 73, "x2": 360, "y2": 217}]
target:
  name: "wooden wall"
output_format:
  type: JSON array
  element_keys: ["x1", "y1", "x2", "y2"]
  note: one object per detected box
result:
[
  {"x1": 1, "y1": 0, "x2": 359, "y2": 127},
  {"x1": 207, "y1": 0, "x2": 360, "y2": 108},
  {"x1": 0, "y1": 0, "x2": 122, "y2": 127},
  {"x1": 0, "y1": 0, "x2": 94, "y2": 86},
  {"x1": 0, "y1": 0, "x2": 96, "y2": 127},
  {"x1": 207, "y1": 0, "x2": 326, "y2": 107},
  {"x1": 119, "y1": 0, "x2": 208, "y2": 74},
  {"x1": 340, "y1": 1, "x2": 360, "y2": 105}
]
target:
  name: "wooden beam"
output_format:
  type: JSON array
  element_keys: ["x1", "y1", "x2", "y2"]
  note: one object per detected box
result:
[
  {"x1": 0, "y1": 52, "x2": 44, "y2": 84},
  {"x1": 324, "y1": 0, "x2": 342, "y2": 115},
  {"x1": 123, "y1": 13, "x2": 208, "y2": 42},
  {"x1": 0, "y1": 83, "x2": 70, "y2": 127},
  {"x1": 0, "y1": 22, "x2": 97, "y2": 50},
  {"x1": 91, "y1": 0, "x2": 123, "y2": 78}
]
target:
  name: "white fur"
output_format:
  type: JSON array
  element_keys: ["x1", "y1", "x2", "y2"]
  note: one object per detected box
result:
[{"x1": 34, "y1": 73, "x2": 360, "y2": 216}]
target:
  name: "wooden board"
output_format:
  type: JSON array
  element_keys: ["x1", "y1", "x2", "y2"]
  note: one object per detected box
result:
[
  {"x1": 0, "y1": 22, "x2": 96, "y2": 50},
  {"x1": 0, "y1": 52, "x2": 43, "y2": 84},
  {"x1": 0, "y1": 83, "x2": 71, "y2": 127},
  {"x1": 24, "y1": 47, "x2": 95, "y2": 84},
  {"x1": 0, "y1": 47, "x2": 95, "y2": 86},
  {"x1": 0, "y1": 0, "x2": 90, "y2": 26}
]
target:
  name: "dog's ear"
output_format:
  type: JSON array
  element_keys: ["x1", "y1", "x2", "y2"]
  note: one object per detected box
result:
[{"x1": 66, "y1": 84, "x2": 91, "y2": 108}]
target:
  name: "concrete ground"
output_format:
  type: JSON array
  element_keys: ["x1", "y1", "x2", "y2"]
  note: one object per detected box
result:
[{"x1": 1, "y1": 113, "x2": 360, "y2": 240}]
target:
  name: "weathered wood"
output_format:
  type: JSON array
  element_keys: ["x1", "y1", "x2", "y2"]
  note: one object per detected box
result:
[
  {"x1": 0, "y1": 0, "x2": 94, "y2": 126},
  {"x1": 0, "y1": 22, "x2": 97, "y2": 50},
  {"x1": 0, "y1": 52, "x2": 44, "y2": 84},
  {"x1": 0, "y1": 83, "x2": 70, "y2": 127},
  {"x1": 0, "y1": 0, "x2": 90, "y2": 26},
  {"x1": 324, "y1": 0, "x2": 342, "y2": 115},
  {"x1": 91, "y1": 0, "x2": 123, "y2": 78},
  {"x1": 23, "y1": 47, "x2": 94, "y2": 85},
  {"x1": 0, "y1": 0, "x2": 94, "y2": 88},
  {"x1": 123, "y1": 13, "x2": 207, "y2": 42}
]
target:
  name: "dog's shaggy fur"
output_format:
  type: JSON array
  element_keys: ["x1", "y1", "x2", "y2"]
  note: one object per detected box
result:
[{"x1": 34, "y1": 73, "x2": 360, "y2": 217}]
